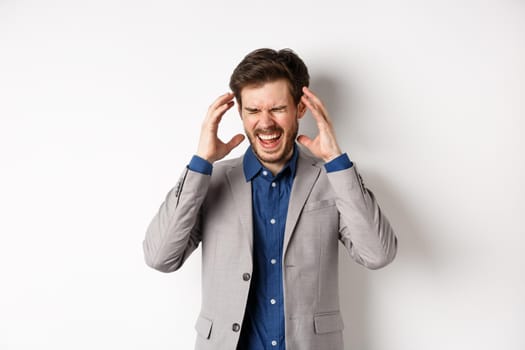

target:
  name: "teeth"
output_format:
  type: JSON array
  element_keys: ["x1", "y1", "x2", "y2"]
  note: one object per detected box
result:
[{"x1": 258, "y1": 133, "x2": 280, "y2": 140}]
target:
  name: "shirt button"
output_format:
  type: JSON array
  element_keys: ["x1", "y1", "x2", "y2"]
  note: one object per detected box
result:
[
  {"x1": 271, "y1": 340, "x2": 277, "y2": 346},
  {"x1": 232, "y1": 323, "x2": 240, "y2": 332},
  {"x1": 270, "y1": 298, "x2": 276, "y2": 305},
  {"x1": 262, "y1": 170, "x2": 268, "y2": 176},
  {"x1": 242, "y1": 273, "x2": 251, "y2": 281},
  {"x1": 271, "y1": 182, "x2": 276, "y2": 188},
  {"x1": 270, "y1": 258, "x2": 277, "y2": 265},
  {"x1": 270, "y1": 218, "x2": 276, "y2": 224}
]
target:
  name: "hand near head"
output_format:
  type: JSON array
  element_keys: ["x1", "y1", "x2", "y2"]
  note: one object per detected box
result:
[
  {"x1": 196, "y1": 93, "x2": 245, "y2": 163},
  {"x1": 297, "y1": 87, "x2": 342, "y2": 162}
]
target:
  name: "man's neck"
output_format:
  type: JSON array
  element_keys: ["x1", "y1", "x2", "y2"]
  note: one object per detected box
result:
[{"x1": 259, "y1": 149, "x2": 295, "y2": 176}]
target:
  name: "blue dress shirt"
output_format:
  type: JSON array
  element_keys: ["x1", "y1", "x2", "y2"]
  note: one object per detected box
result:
[{"x1": 188, "y1": 145, "x2": 352, "y2": 350}]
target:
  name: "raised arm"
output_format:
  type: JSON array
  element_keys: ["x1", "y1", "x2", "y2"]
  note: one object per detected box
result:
[
  {"x1": 298, "y1": 87, "x2": 397, "y2": 269},
  {"x1": 143, "y1": 93, "x2": 245, "y2": 272}
]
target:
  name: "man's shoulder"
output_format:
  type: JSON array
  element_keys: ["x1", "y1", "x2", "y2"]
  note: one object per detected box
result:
[
  {"x1": 297, "y1": 147, "x2": 324, "y2": 167},
  {"x1": 211, "y1": 155, "x2": 244, "y2": 176}
]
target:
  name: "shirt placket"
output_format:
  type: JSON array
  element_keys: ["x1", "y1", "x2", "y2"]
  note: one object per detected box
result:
[{"x1": 266, "y1": 173, "x2": 283, "y2": 349}]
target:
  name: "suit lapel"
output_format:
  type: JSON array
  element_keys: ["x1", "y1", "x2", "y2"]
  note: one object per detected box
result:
[
  {"x1": 282, "y1": 152, "x2": 321, "y2": 256},
  {"x1": 226, "y1": 162, "x2": 254, "y2": 260}
]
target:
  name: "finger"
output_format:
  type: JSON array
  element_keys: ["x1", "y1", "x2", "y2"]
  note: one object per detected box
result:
[
  {"x1": 301, "y1": 95, "x2": 330, "y2": 129},
  {"x1": 225, "y1": 134, "x2": 245, "y2": 151},
  {"x1": 206, "y1": 100, "x2": 235, "y2": 130},
  {"x1": 205, "y1": 93, "x2": 234, "y2": 120},
  {"x1": 296, "y1": 134, "x2": 313, "y2": 148},
  {"x1": 302, "y1": 87, "x2": 328, "y2": 113},
  {"x1": 302, "y1": 87, "x2": 331, "y2": 122},
  {"x1": 208, "y1": 92, "x2": 235, "y2": 112}
]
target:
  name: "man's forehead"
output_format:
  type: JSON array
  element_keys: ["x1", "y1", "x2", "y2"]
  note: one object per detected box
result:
[{"x1": 240, "y1": 80, "x2": 293, "y2": 107}]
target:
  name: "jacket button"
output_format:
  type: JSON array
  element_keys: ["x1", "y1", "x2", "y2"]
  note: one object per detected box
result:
[
  {"x1": 242, "y1": 273, "x2": 251, "y2": 281},
  {"x1": 232, "y1": 323, "x2": 240, "y2": 332}
]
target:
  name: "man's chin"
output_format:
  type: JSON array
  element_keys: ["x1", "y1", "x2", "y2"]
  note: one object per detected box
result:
[
  {"x1": 251, "y1": 143, "x2": 290, "y2": 163},
  {"x1": 253, "y1": 150, "x2": 284, "y2": 164}
]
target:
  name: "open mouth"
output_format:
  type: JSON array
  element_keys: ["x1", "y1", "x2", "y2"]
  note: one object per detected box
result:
[{"x1": 256, "y1": 132, "x2": 282, "y2": 149}]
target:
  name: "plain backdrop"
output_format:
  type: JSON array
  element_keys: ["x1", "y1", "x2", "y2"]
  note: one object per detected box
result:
[{"x1": 1, "y1": 0, "x2": 523, "y2": 349}]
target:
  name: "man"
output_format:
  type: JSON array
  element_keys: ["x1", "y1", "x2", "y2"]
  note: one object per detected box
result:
[{"x1": 143, "y1": 48, "x2": 397, "y2": 350}]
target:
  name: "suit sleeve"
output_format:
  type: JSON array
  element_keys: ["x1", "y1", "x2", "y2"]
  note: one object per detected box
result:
[
  {"x1": 327, "y1": 165, "x2": 397, "y2": 270},
  {"x1": 143, "y1": 168, "x2": 210, "y2": 273}
]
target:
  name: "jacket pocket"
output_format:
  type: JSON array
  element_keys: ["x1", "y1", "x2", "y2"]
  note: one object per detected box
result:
[
  {"x1": 314, "y1": 311, "x2": 344, "y2": 334},
  {"x1": 194, "y1": 315, "x2": 213, "y2": 339},
  {"x1": 303, "y1": 199, "x2": 336, "y2": 212}
]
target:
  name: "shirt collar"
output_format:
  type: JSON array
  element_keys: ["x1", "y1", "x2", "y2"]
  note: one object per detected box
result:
[{"x1": 243, "y1": 144, "x2": 299, "y2": 182}]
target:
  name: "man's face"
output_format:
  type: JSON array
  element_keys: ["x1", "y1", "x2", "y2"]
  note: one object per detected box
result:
[{"x1": 239, "y1": 79, "x2": 306, "y2": 170}]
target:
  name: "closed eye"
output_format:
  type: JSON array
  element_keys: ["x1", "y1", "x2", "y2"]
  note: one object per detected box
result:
[
  {"x1": 270, "y1": 106, "x2": 287, "y2": 113},
  {"x1": 244, "y1": 107, "x2": 260, "y2": 114}
]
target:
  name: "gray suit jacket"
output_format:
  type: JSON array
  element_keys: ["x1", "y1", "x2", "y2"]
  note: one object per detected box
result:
[{"x1": 143, "y1": 149, "x2": 397, "y2": 350}]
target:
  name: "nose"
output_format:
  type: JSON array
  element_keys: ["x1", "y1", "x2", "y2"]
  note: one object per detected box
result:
[{"x1": 258, "y1": 110, "x2": 275, "y2": 128}]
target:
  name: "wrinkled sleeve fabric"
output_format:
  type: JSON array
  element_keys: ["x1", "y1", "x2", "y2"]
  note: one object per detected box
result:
[
  {"x1": 143, "y1": 167, "x2": 210, "y2": 273},
  {"x1": 328, "y1": 164, "x2": 397, "y2": 269}
]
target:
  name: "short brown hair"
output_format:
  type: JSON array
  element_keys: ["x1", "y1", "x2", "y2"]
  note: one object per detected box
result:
[{"x1": 229, "y1": 48, "x2": 310, "y2": 107}]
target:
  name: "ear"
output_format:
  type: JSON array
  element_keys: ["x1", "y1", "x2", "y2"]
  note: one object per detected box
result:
[{"x1": 297, "y1": 101, "x2": 307, "y2": 119}]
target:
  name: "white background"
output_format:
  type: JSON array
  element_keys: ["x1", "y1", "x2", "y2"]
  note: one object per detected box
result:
[{"x1": 1, "y1": 0, "x2": 523, "y2": 349}]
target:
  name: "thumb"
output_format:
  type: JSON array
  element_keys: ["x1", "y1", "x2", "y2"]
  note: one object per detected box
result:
[
  {"x1": 226, "y1": 133, "x2": 245, "y2": 151},
  {"x1": 297, "y1": 134, "x2": 313, "y2": 148}
]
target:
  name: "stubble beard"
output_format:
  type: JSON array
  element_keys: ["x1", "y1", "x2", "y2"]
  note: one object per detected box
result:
[{"x1": 246, "y1": 123, "x2": 298, "y2": 165}]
